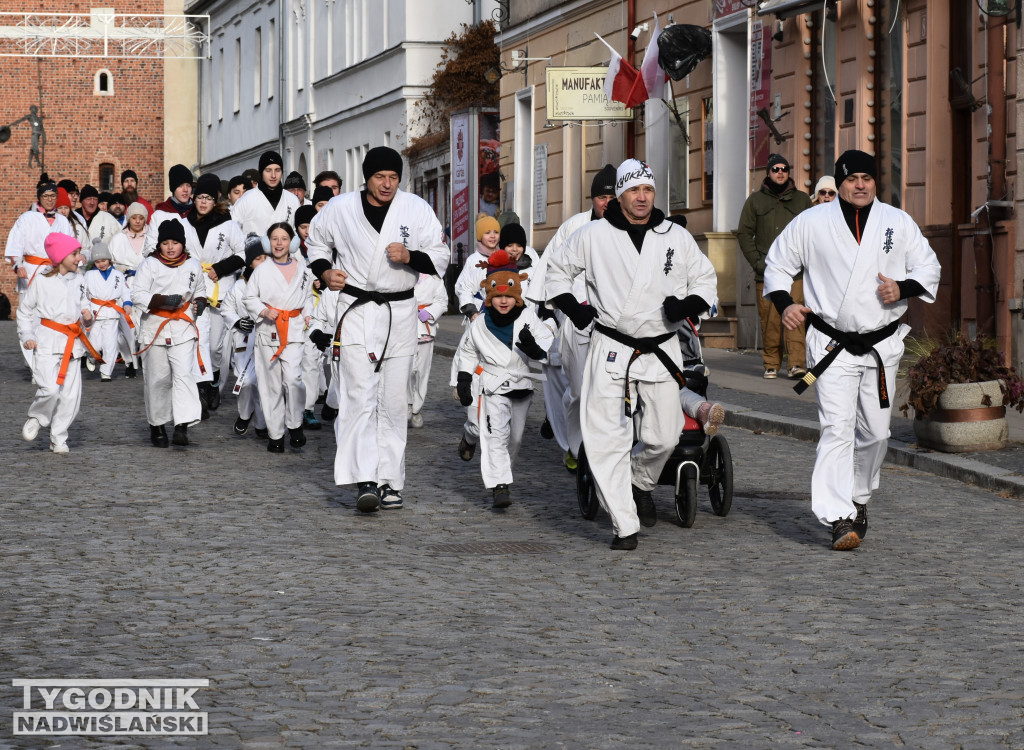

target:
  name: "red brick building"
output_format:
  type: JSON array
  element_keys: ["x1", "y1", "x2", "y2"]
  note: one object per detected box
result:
[{"x1": 0, "y1": 1, "x2": 168, "y2": 316}]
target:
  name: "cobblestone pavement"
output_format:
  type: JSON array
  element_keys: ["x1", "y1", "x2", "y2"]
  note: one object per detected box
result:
[{"x1": 1, "y1": 322, "x2": 1023, "y2": 749}]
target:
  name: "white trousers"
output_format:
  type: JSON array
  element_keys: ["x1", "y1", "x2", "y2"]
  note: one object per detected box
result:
[
  {"x1": 91, "y1": 316, "x2": 134, "y2": 378},
  {"x1": 581, "y1": 359, "x2": 684, "y2": 538},
  {"x1": 811, "y1": 357, "x2": 896, "y2": 525},
  {"x1": 479, "y1": 391, "x2": 532, "y2": 488},
  {"x1": 541, "y1": 362, "x2": 569, "y2": 452},
  {"x1": 408, "y1": 340, "x2": 434, "y2": 414},
  {"x1": 559, "y1": 326, "x2": 590, "y2": 457},
  {"x1": 143, "y1": 341, "x2": 202, "y2": 427},
  {"x1": 28, "y1": 350, "x2": 82, "y2": 448},
  {"x1": 231, "y1": 335, "x2": 266, "y2": 428},
  {"x1": 254, "y1": 341, "x2": 305, "y2": 440},
  {"x1": 300, "y1": 340, "x2": 324, "y2": 411},
  {"x1": 332, "y1": 349, "x2": 411, "y2": 490}
]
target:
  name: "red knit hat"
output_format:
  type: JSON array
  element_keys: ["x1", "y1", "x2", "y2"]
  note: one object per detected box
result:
[{"x1": 56, "y1": 187, "x2": 72, "y2": 210}]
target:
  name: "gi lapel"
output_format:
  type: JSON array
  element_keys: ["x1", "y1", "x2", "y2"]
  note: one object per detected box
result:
[{"x1": 835, "y1": 198, "x2": 880, "y2": 330}]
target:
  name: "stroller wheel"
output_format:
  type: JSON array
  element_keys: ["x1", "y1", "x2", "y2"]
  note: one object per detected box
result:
[
  {"x1": 675, "y1": 473, "x2": 698, "y2": 528},
  {"x1": 575, "y1": 444, "x2": 600, "y2": 520},
  {"x1": 705, "y1": 434, "x2": 733, "y2": 517}
]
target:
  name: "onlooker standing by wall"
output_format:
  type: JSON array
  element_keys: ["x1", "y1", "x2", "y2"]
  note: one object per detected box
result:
[
  {"x1": 736, "y1": 154, "x2": 813, "y2": 379},
  {"x1": 812, "y1": 175, "x2": 837, "y2": 205}
]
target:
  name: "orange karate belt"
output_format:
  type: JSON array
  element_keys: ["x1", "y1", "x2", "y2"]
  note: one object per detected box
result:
[
  {"x1": 90, "y1": 297, "x2": 135, "y2": 329},
  {"x1": 134, "y1": 303, "x2": 206, "y2": 375},
  {"x1": 23, "y1": 254, "x2": 51, "y2": 286},
  {"x1": 265, "y1": 306, "x2": 303, "y2": 361},
  {"x1": 40, "y1": 318, "x2": 104, "y2": 385}
]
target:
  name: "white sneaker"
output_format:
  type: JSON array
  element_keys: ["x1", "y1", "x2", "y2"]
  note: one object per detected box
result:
[
  {"x1": 22, "y1": 417, "x2": 40, "y2": 442},
  {"x1": 411, "y1": 412, "x2": 424, "y2": 428},
  {"x1": 50, "y1": 443, "x2": 69, "y2": 454},
  {"x1": 85, "y1": 357, "x2": 96, "y2": 372}
]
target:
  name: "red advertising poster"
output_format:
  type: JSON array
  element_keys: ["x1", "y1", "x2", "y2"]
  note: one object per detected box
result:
[
  {"x1": 712, "y1": 0, "x2": 752, "y2": 20},
  {"x1": 450, "y1": 113, "x2": 471, "y2": 263},
  {"x1": 478, "y1": 112, "x2": 500, "y2": 218},
  {"x1": 749, "y1": 21, "x2": 772, "y2": 170}
]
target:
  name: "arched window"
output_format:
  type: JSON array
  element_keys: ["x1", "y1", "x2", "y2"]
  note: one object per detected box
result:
[
  {"x1": 99, "y1": 163, "x2": 115, "y2": 192},
  {"x1": 94, "y1": 69, "x2": 114, "y2": 96}
]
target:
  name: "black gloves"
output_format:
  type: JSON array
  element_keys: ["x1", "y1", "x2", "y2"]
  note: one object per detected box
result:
[
  {"x1": 236, "y1": 317, "x2": 255, "y2": 333},
  {"x1": 663, "y1": 295, "x2": 710, "y2": 324},
  {"x1": 149, "y1": 293, "x2": 183, "y2": 311},
  {"x1": 460, "y1": 303, "x2": 479, "y2": 320},
  {"x1": 551, "y1": 293, "x2": 598, "y2": 330},
  {"x1": 309, "y1": 330, "x2": 332, "y2": 351},
  {"x1": 456, "y1": 371, "x2": 474, "y2": 406},
  {"x1": 516, "y1": 326, "x2": 546, "y2": 361},
  {"x1": 536, "y1": 303, "x2": 556, "y2": 321},
  {"x1": 193, "y1": 298, "x2": 208, "y2": 317}
]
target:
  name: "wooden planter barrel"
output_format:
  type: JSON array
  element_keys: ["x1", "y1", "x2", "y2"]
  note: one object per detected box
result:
[{"x1": 913, "y1": 380, "x2": 1008, "y2": 452}]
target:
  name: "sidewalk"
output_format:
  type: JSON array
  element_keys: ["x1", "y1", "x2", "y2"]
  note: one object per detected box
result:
[{"x1": 433, "y1": 317, "x2": 1024, "y2": 499}]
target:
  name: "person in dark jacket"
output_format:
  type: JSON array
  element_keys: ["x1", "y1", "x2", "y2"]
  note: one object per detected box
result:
[{"x1": 736, "y1": 154, "x2": 812, "y2": 379}]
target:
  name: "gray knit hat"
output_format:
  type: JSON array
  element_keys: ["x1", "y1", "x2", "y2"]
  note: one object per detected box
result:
[{"x1": 90, "y1": 238, "x2": 112, "y2": 262}]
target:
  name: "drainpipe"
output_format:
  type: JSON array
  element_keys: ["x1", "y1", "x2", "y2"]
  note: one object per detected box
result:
[
  {"x1": 975, "y1": 12, "x2": 1007, "y2": 337},
  {"x1": 278, "y1": 0, "x2": 286, "y2": 158},
  {"x1": 626, "y1": 0, "x2": 636, "y2": 159}
]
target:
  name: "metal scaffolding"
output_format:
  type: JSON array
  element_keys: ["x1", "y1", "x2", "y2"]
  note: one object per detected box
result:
[{"x1": 0, "y1": 11, "x2": 209, "y2": 59}]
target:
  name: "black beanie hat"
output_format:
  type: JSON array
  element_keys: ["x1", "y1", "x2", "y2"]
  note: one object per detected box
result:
[
  {"x1": 244, "y1": 234, "x2": 269, "y2": 266},
  {"x1": 284, "y1": 171, "x2": 306, "y2": 190},
  {"x1": 168, "y1": 164, "x2": 194, "y2": 193},
  {"x1": 834, "y1": 149, "x2": 877, "y2": 182},
  {"x1": 591, "y1": 164, "x2": 617, "y2": 197},
  {"x1": 361, "y1": 146, "x2": 403, "y2": 181},
  {"x1": 498, "y1": 222, "x2": 527, "y2": 250},
  {"x1": 258, "y1": 151, "x2": 284, "y2": 174},
  {"x1": 80, "y1": 184, "x2": 99, "y2": 201},
  {"x1": 157, "y1": 219, "x2": 187, "y2": 247},
  {"x1": 110, "y1": 192, "x2": 127, "y2": 206},
  {"x1": 311, "y1": 185, "x2": 334, "y2": 205},
  {"x1": 766, "y1": 153, "x2": 790, "y2": 173},
  {"x1": 58, "y1": 179, "x2": 79, "y2": 194},
  {"x1": 98, "y1": 191, "x2": 114, "y2": 204},
  {"x1": 294, "y1": 204, "x2": 317, "y2": 228},
  {"x1": 121, "y1": 169, "x2": 138, "y2": 184},
  {"x1": 37, "y1": 177, "x2": 57, "y2": 198},
  {"x1": 194, "y1": 173, "x2": 221, "y2": 199}
]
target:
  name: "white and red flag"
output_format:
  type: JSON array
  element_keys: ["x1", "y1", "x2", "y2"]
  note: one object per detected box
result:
[
  {"x1": 640, "y1": 13, "x2": 670, "y2": 99},
  {"x1": 595, "y1": 33, "x2": 648, "y2": 109}
]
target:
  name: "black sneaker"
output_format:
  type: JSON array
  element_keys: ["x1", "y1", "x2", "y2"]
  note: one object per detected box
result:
[
  {"x1": 125, "y1": 364, "x2": 137, "y2": 379},
  {"x1": 267, "y1": 437, "x2": 285, "y2": 453},
  {"x1": 321, "y1": 404, "x2": 338, "y2": 422},
  {"x1": 150, "y1": 424, "x2": 168, "y2": 448},
  {"x1": 233, "y1": 416, "x2": 250, "y2": 436},
  {"x1": 853, "y1": 502, "x2": 867, "y2": 539},
  {"x1": 356, "y1": 482, "x2": 380, "y2": 513},
  {"x1": 492, "y1": 484, "x2": 511, "y2": 508},
  {"x1": 379, "y1": 484, "x2": 403, "y2": 510},
  {"x1": 458, "y1": 435, "x2": 476, "y2": 461},
  {"x1": 610, "y1": 533, "x2": 638, "y2": 551},
  {"x1": 632, "y1": 485, "x2": 657, "y2": 527},
  {"x1": 831, "y1": 518, "x2": 861, "y2": 551},
  {"x1": 254, "y1": 427, "x2": 269, "y2": 439},
  {"x1": 303, "y1": 409, "x2": 322, "y2": 430},
  {"x1": 171, "y1": 424, "x2": 189, "y2": 447},
  {"x1": 288, "y1": 426, "x2": 306, "y2": 448},
  {"x1": 540, "y1": 418, "x2": 554, "y2": 439}
]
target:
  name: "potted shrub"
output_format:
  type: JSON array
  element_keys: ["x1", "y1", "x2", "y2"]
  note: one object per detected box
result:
[{"x1": 900, "y1": 332, "x2": 1024, "y2": 452}]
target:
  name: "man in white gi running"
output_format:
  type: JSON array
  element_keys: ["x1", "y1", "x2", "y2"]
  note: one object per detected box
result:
[
  {"x1": 306, "y1": 147, "x2": 449, "y2": 513},
  {"x1": 764, "y1": 149, "x2": 941, "y2": 550},
  {"x1": 545, "y1": 159, "x2": 718, "y2": 551}
]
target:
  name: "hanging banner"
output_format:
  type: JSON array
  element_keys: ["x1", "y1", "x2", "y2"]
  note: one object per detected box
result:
[
  {"x1": 450, "y1": 112, "x2": 471, "y2": 263},
  {"x1": 749, "y1": 20, "x2": 773, "y2": 169}
]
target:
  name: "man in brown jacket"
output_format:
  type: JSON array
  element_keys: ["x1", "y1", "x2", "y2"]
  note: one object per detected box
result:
[{"x1": 736, "y1": 154, "x2": 813, "y2": 378}]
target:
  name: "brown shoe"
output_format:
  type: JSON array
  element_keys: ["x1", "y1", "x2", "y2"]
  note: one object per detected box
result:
[{"x1": 831, "y1": 519, "x2": 861, "y2": 551}]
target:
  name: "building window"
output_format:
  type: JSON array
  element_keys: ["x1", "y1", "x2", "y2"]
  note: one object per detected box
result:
[
  {"x1": 702, "y1": 97, "x2": 713, "y2": 203},
  {"x1": 218, "y1": 47, "x2": 224, "y2": 120},
  {"x1": 233, "y1": 37, "x2": 241, "y2": 113},
  {"x1": 254, "y1": 27, "x2": 262, "y2": 106},
  {"x1": 94, "y1": 69, "x2": 113, "y2": 95},
  {"x1": 668, "y1": 97, "x2": 690, "y2": 211},
  {"x1": 99, "y1": 163, "x2": 115, "y2": 192},
  {"x1": 268, "y1": 19, "x2": 275, "y2": 100}
]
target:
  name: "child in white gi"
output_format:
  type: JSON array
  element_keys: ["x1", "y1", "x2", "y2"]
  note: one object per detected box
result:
[
  {"x1": 83, "y1": 239, "x2": 135, "y2": 382},
  {"x1": 221, "y1": 237, "x2": 270, "y2": 438},
  {"x1": 454, "y1": 250, "x2": 553, "y2": 508},
  {"x1": 132, "y1": 220, "x2": 207, "y2": 448},
  {"x1": 294, "y1": 204, "x2": 326, "y2": 429},
  {"x1": 244, "y1": 222, "x2": 315, "y2": 453},
  {"x1": 19, "y1": 234, "x2": 100, "y2": 453},
  {"x1": 408, "y1": 272, "x2": 448, "y2": 428}
]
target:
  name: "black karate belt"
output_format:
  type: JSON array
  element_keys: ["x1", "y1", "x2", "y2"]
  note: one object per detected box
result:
[
  {"x1": 332, "y1": 284, "x2": 415, "y2": 373},
  {"x1": 594, "y1": 323, "x2": 686, "y2": 417},
  {"x1": 795, "y1": 313, "x2": 901, "y2": 408}
]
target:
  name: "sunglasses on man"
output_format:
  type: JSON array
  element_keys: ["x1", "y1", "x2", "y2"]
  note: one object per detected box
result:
[{"x1": 770, "y1": 166, "x2": 789, "y2": 174}]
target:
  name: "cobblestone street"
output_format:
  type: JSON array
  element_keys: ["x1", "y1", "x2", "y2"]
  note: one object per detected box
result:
[{"x1": 1, "y1": 321, "x2": 1023, "y2": 749}]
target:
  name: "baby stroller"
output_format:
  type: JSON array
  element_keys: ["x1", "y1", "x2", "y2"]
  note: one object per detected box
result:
[{"x1": 576, "y1": 319, "x2": 733, "y2": 528}]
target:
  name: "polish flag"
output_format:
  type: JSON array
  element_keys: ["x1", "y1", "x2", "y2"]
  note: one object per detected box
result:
[
  {"x1": 641, "y1": 14, "x2": 669, "y2": 99},
  {"x1": 596, "y1": 33, "x2": 649, "y2": 109}
]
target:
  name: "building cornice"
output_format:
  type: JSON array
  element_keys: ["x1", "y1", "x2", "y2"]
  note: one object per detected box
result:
[{"x1": 498, "y1": 0, "x2": 620, "y2": 46}]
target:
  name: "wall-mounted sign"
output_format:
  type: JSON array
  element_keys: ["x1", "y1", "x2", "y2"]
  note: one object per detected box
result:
[{"x1": 545, "y1": 67, "x2": 633, "y2": 121}]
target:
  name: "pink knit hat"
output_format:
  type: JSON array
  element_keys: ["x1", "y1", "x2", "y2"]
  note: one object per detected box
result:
[{"x1": 44, "y1": 233, "x2": 82, "y2": 266}]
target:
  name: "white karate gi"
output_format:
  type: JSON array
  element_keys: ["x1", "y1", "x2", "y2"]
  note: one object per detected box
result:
[
  {"x1": 132, "y1": 255, "x2": 205, "y2": 427},
  {"x1": 409, "y1": 273, "x2": 449, "y2": 416},
  {"x1": 455, "y1": 306, "x2": 554, "y2": 488},
  {"x1": 109, "y1": 228, "x2": 147, "y2": 276},
  {"x1": 764, "y1": 198, "x2": 941, "y2": 525},
  {"x1": 17, "y1": 270, "x2": 91, "y2": 449},
  {"x1": 306, "y1": 189, "x2": 449, "y2": 490},
  {"x1": 83, "y1": 267, "x2": 134, "y2": 378},
  {"x1": 546, "y1": 217, "x2": 718, "y2": 538},
  {"x1": 230, "y1": 188, "x2": 301, "y2": 238},
  {"x1": 243, "y1": 258, "x2": 315, "y2": 440},
  {"x1": 87, "y1": 211, "x2": 124, "y2": 247},
  {"x1": 308, "y1": 287, "x2": 342, "y2": 412},
  {"x1": 220, "y1": 279, "x2": 266, "y2": 429},
  {"x1": 5, "y1": 210, "x2": 75, "y2": 367}
]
